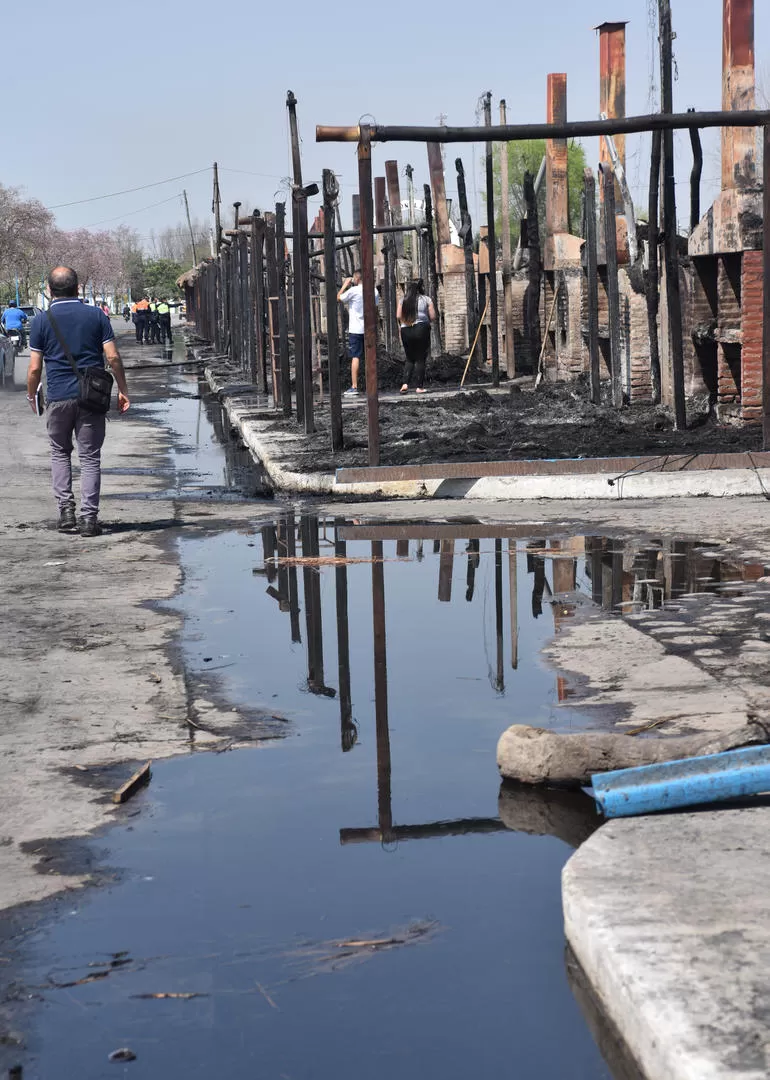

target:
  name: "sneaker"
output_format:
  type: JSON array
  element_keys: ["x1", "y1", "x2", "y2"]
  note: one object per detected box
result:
[
  {"x1": 79, "y1": 516, "x2": 102, "y2": 538},
  {"x1": 343, "y1": 387, "x2": 361, "y2": 397},
  {"x1": 57, "y1": 507, "x2": 76, "y2": 532}
]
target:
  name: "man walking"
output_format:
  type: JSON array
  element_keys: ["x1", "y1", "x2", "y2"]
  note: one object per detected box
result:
[
  {"x1": 157, "y1": 298, "x2": 173, "y2": 345},
  {"x1": 2, "y1": 301, "x2": 29, "y2": 350},
  {"x1": 337, "y1": 269, "x2": 379, "y2": 397},
  {"x1": 27, "y1": 266, "x2": 130, "y2": 537}
]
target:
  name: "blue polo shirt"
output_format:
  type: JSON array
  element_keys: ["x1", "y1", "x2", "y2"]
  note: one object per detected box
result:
[{"x1": 29, "y1": 299, "x2": 114, "y2": 402}]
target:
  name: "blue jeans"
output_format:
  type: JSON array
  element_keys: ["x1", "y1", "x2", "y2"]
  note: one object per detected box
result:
[{"x1": 46, "y1": 399, "x2": 106, "y2": 517}]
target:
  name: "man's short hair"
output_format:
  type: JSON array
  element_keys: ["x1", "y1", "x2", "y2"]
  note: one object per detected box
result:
[
  {"x1": 8, "y1": 300, "x2": 16, "y2": 307},
  {"x1": 48, "y1": 267, "x2": 79, "y2": 298}
]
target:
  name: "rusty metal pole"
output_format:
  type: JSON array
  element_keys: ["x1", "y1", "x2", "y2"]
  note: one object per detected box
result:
[
  {"x1": 647, "y1": 129, "x2": 662, "y2": 404},
  {"x1": 483, "y1": 92, "x2": 500, "y2": 387},
  {"x1": 358, "y1": 125, "x2": 380, "y2": 466},
  {"x1": 275, "y1": 204, "x2": 292, "y2": 417},
  {"x1": 583, "y1": 169, "x2": 601, "y2": 404},
  {"x1": 499, "y1": 99, "x2": 515, "y2": 378},
  {"x1": 659, "y1": 0, "x2": 687, "y2": 430},
  {"x1": 763, "y1": 124, "x2": 770, "y2": 450},
  {"x1": 456, "y1": 157, "x2": 479, "y2": 351},
  {"x1": 323, "y1": 170, "x2": 343, "y2": 452},
  {"x1": 602, "y1": 164, "x2": 623, "y2": 408}
]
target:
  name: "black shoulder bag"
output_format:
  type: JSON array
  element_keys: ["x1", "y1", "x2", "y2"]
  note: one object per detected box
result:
[{"x1": 46, "y1": 308, "x2": 113, "y2": 415}]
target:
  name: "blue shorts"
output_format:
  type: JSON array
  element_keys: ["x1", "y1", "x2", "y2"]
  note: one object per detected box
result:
[{"x1": 348, "y1": 333, "x2": 364, "y2": 359}]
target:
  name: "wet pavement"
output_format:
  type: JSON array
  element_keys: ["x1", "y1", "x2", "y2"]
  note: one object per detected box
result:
[{"x1": 3, "y1": 356, "x2": 768, "y2": 1079}]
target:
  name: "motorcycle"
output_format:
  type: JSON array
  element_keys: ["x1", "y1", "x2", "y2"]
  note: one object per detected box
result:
[{"x1": 6, "y1": 328, "x2": 22, "y2": 354}]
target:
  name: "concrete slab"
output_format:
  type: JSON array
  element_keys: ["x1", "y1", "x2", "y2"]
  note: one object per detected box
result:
[{"x1": 563, "y1": 807, "x2": 770, "y2": 1080}]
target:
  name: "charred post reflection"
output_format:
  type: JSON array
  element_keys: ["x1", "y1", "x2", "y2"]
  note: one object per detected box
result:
[
  {"x1": 494, "y1": 539, "x2": 504, "y2": 692},
  {"x1": 438, "y1": 539, "x2": 454, "y2": 602},
  {"x1": 301, "y1": 513, "x2": 334, "y2": 696},
  {"x1": 465, "y1": 539, "x2": 480, "y2": 601},
  {"x1": 334, "y1": 524, "x2": 356, "y2": 752},
  {"x1": 286, "y1": 510, "x2": 302, "y2": 644},
  {"x1": 371, "y1": 539, "x2": 393, "y2": 841}
]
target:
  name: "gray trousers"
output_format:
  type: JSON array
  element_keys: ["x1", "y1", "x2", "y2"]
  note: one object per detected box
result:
[{"x1": 46, "y1": 399, "x2": 106, "y2": 518}]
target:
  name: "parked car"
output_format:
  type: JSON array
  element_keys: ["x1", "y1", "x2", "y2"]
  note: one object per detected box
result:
[{"x1": 0, "y1": 327, "x2": 16, "y2": 378}]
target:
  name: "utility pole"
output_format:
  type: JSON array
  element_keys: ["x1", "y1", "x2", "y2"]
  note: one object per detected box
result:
[
  {"x1": 212, "y1": 162, "x2": 222, "y2": 250},
  {"x1": 183, "y1": 190, "x2": 198, "y2": 266},
  {"x1": 499, "y1": 99, "x2": 514, "y2": 378},
  {"x1": 483, "y1": 92, "x2": 500, "y2": 387},
  {"x1": 658, "y1": 0, "x2": 686, "y2": 429}
]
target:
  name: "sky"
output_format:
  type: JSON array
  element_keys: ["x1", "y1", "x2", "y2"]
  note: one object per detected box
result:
[{"x1": 19, "y1": 0, "x2": 770, "y2": 251}]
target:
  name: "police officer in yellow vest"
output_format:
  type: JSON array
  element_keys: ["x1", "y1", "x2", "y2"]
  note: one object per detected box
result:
[
  {"x1": 147, "y1": 298, "x2": 161, "y2": 344},
  {"x1": 158, "y1": 300, "x2": 173, "y2": 345}
]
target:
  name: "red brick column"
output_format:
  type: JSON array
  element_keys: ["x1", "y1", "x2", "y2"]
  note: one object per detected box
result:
[{"x1": 742, "y1": 250, "x2": 763, "y2": 420}]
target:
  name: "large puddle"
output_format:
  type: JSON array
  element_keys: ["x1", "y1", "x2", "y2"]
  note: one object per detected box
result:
[{"x1": 5, "y1": 368, "x2": 768, "y2": 1079}]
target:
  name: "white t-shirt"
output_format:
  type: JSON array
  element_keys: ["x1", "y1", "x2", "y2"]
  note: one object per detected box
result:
[
  {"x1": 416, "y1": 295, "x2": 432, "y2": 324},
  {"x1": 343, "y1": 283, "x2": 379, "y2": 335}
]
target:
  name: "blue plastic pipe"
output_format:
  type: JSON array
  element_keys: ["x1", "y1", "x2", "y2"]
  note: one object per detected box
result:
[{"x1": 592, "y1": 744, "x2": 770, "y2": 818}]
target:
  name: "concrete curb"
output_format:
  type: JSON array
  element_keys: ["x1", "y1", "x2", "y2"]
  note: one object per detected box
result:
[{"x1": 200, "y1": 356, "x2": 770, "y2": 501}]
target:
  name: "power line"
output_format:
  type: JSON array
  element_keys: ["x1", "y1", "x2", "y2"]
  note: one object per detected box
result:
[
  {"x1": 46, "y1": 168, "x2": 210, "y2": 209},
  {"x1": 82, "y1": 193, "x2": 183, "y2": 228}
]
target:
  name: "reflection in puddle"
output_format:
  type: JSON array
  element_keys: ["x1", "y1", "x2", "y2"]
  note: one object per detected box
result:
[{"x1": 6, "y1": 515, "x2": 762, "y2": 1080}]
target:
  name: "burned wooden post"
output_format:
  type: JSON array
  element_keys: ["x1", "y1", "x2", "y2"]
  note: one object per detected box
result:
[
  {"x1": 494, "y1": 539, "x2": 504, "y2": 692},
  {"x1": 658, "y1": 0, "x2": 687, "y2": 430},
  {"x1": 508, "y1": 539, "x2": 518, "y2": 669},
  {"x1": 688, "y1": 111, "x2": 703, "y2": 232},
  {"x1": 423, "y1": 184, "x2": 442, "y2": 358},
  {"x1": 301, "y1": 514, "x2": 329, "y2": 695},
  {"x1": 499, "y1": 99, "x2": 515, "y2": 378},
  {"x1": 438, "y1": 540, "x2": 454, "y2": 602},
  {"x1": 371, "y1": 538, "x2": 393, "y2": 841},
  {"x1": 358, "y1": 125, "x2": 380, "y2": 466},
  {"x1": 601, "y1": 163, "x2": 623, "y2": 408},
  {"x1": 385, "y1": 235, "x2": 399, "y2": 357},
  {"x1": 477, "y1": 230, "x2": 488, "y2": 365},
  {"x1": 275, "y1": 204, "x2": 292, "y2": 417},
  {"x1": 427, "y1": 141, "x2": 451, "y2": 270},
  {"x1": 335, "y1": 525, "x2": 355, "y2": 752},
  {"x1": 323, "y1": 170, "x2": 343, "y2": 452},
  {"x1": 456, "y1": 158, "x2": 479, "y2": 350},
  {"x1": 647, "y1": 129, "x2": 662, "y2": 404},
  {"x1": 763, "y1": 124, "x2": 770, "y2": 450},
  {"x1": 286, "y1": 510, "x2": 301, "y2": 644},
  {"x1": 251, "y1": 215, "x2": 267, "y2": 394},
  {"x1": 384, "y1": 160, "x2": 404, "y2": 258},
  {"x1": 583, "y1": 168, "x2": 602, "y2": 405},
  {"x1": 523, "y1": 171, "x2": 542, "y2": 368},
  {"x1": 382, "y1": 235, "x2": 393, "y2": 354},
  {"x1": 483, "y1": 92, "x2": 500, "y2": 386},
  {"x1": 241, "y1": 230, "x2": 253, "y2": 381},
  {"x1": 287, "y1": 90, "x2": 314, "y2": 433},
  {"x1": 212, "y1": 161, "x2": 222, "y2": 251}
]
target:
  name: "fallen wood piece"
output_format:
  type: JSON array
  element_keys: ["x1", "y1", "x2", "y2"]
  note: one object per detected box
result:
[
  {"x1": 270, "y1": 555, "x2": 401, "y2": 567},
  {"x1": 113, "y1": 761, "x2": 152, "y2": 805},
  {"x1": 132, "y1": 992, "x2": 206, "y2": 1000},
  {"x1": 592, "y1": 744, "x2": 770, "y2": 818},
  {"x1": 496, "y1": 722, "x2": 770, "y2": 787}
]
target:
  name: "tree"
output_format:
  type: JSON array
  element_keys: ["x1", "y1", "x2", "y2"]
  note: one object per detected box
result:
[
  {"x1": 143, "y1": 258, "x2": 184, "y2": 299},
  {"x1": 493, "y1": 139, "x2": 587, "y2": 248}
]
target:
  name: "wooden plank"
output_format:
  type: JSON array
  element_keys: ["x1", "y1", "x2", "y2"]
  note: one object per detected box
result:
[{"x1": 113, "y1": 761, "x2": 151, "y2": 805}]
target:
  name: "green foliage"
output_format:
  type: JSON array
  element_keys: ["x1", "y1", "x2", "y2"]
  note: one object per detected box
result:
[
  {"x1": 142, "y1": 258, "x2": 183, "y2": 299},
  {"x1": 492, "y1": 139, "x2": 587, "y2": 246}
]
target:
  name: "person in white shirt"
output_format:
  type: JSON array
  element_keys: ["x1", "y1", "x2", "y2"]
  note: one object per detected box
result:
[{"x1": 337, "y1": 269, "x2": 380, "y2": 397}]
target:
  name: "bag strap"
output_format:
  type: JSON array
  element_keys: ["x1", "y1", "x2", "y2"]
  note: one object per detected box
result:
[{"x1": 46, "y1": 308, "x2": 79, "y2": 376}]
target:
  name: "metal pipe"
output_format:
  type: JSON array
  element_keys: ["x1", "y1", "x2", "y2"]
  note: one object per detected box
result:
[{"x1": 316, "y1": 110, "x2": 770, "y2": 144}]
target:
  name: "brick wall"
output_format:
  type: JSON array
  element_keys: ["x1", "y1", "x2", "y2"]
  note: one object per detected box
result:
[
  {"x1": 741, "y1": 250, "x2": 763, "y2": 421},
  {"x1": 717, "y1": 254, "x2": 743, "y2": 405}
]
